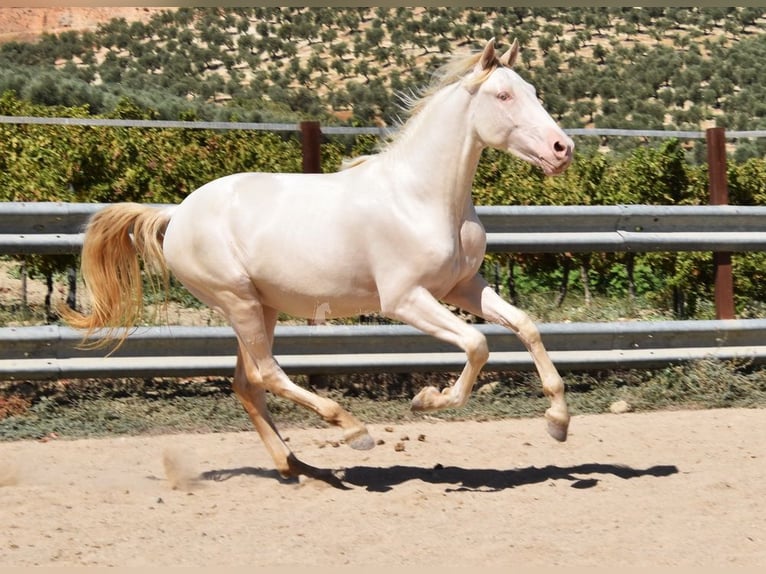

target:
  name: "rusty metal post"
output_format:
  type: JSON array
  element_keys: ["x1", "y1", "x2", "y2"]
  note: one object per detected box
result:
[
  {"x1": 706, "y1": 127, "x2": 735, "y2": 320},
  {"x1": 300, "y1": 121, "x2": 324, "y2": 386},
  {"x1": 300, "y1": 120, "x2": 322, "y2": 174}
]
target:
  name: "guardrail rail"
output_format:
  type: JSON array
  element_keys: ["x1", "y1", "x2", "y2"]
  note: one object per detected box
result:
[{"x1": 2, "y1": 201, "x2": 766, "y2": 380}]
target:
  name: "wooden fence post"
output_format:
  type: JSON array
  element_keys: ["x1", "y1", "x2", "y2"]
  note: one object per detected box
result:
[
  {"x1": 300, "y1": 121, "x2": 325, "y2": 386},
  {"x1": 300, "y1": 120, "x2": 322, "y2": 174},
  {"x1": 706, "y1": 127, "x2": 735, "y2": 320}
]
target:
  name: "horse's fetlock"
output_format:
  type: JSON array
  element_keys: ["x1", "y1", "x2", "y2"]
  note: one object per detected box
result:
[{"x1": 542, "y1": 376, "x2": 565, "y2": 399}]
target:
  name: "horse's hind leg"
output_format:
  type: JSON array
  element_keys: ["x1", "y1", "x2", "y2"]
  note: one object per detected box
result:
[
  {"x1": 227, "y1": 296, "x2": 375, "y2": 453},
  {"x1": 232, "y1": 343, "x2": 302, "y2": 478},
  {"x1": 233, "y1": 343, "x2": 342, "y2": 481}
]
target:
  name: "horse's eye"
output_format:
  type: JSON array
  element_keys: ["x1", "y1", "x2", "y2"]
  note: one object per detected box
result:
[{"x1": 498, "y1": 92, "x2": 512, "y2": 102}]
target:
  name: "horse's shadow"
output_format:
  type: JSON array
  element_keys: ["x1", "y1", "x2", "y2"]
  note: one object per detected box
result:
[{"x1": 199, "y1": 462, "x2": 679, "y2": 492}]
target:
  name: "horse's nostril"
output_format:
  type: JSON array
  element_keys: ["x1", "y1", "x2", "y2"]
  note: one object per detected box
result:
[
  {"x1": 547, "y1": 128, "x2": 573, "y2": 160},
  {"x1": 553, "y1": 141, "x2": 569, "y2": 156}
]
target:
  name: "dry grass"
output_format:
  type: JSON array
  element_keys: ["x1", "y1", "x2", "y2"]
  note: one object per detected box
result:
[{"x1": 2, "y1": 358, "x2": 766, "y2": 442}]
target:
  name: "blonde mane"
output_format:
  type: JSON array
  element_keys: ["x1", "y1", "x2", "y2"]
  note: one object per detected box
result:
[
  {"x1": 340, "y1": 48, "x2": 505, "y2": 168},
  {"x1": 404, "y1": 50, "x2": 500, "y2": 117}
]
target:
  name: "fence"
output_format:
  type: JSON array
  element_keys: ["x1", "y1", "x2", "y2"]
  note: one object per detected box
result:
[
  {"x1": 3, "y1": 202, "x2": 766, "y2": 256},
  {"x1": 1, "y1": 123, "x2": 765, "y2": 381},
  {"x1": 2, "y1": 201, "x2": 766, "y2": 381},
  {"x1": 2, "y1": 320, "x2": 766, "y2": 381}
]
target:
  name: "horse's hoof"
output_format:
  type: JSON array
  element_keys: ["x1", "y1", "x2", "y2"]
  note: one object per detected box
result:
[
  {"x1": 411, "y1": 385, "x2": 443, "y2": 411},
  {"x1": 345, "y1": 429, "x2": 375, "y2": 451},
  {"x1": 547, "y1": 420, "x2": 568, "y2": 442},
  {"x1": 545, "y1": 409, "x2": 570, "y2": 442}
]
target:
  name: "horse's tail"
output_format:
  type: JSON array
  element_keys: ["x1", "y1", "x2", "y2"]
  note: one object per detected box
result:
[{"x1": 63, "y1": 203, "x2": 172, "y2": 350}]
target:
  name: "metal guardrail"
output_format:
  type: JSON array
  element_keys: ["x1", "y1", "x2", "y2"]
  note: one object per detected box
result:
[
  {"x1": 2, "y1": 201, "x2": 766, "y2": 381},
  {"x1": 480, "y1": 204, "x2": 766, "y2": 253},
  {"x1": 2, "y1": 202, "x2": 766, "y2": 255},
  {"x1": 1, "y1": 320, "x2": 765, "y2": 380},
  {"x1": 0, "y1": 202, "x2": 103, "y2": 255},
  {"x1": 5, "y1": 114, "x2": 766, "y2": 139}
]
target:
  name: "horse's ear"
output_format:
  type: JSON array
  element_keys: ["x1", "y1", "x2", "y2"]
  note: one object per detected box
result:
[
  {"x1": 478, "y1": 37, "x2": 497, "y2": 71},
  {"x1": 499, "y1": 39, "x2": 520, "y2": 67}
]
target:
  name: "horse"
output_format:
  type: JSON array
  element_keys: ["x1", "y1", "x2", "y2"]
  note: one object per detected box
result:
[{"x1": 65, "y1": 39, "x2": 574, "y2": 480}]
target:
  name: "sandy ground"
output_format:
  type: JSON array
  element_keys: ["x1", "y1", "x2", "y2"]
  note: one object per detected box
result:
[{"x1": 1, "y1": 407, "x2": 764, "y2": 567}]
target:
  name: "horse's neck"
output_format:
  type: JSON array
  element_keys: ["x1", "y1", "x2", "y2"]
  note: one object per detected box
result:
[{"x1": 383, "y1": 84, "x2": 483, "y2": 220}]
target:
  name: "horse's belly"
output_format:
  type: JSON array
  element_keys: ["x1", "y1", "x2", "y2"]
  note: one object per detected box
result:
[
  {"x1": 242, "y1": 228, "x2": 380, "y2": 318},
  {"x1": 256, "y1": 281, "x2": 380, "y2": 320}
]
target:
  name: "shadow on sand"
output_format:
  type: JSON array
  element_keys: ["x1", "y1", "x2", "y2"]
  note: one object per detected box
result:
[{"x1": 199, "y1": 462, "x2": 679, "y2": 492}]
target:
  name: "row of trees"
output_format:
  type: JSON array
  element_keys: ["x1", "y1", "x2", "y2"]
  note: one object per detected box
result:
[
  {"x1": 2, "y1": 93, "x2": 766, "y2": 319},
  {"x1": 1, "y1": 7, "x2": 766, "y2": 158}
]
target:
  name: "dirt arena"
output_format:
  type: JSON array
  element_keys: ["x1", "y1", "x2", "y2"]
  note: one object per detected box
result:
[{"x1": 0, "y1": 407, "x2": 764, "y2": 567}]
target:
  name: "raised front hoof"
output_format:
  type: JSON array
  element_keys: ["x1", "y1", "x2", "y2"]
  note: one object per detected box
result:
[
  {"x1": 411, "y1": 385, "x2": 450, "y2": 412},
  {"x1": 345, "y1": 428, "x2": 376, "y2": 451},
  {"x1": 545, "y1": 409, "x2": 570, "y2": 442}
]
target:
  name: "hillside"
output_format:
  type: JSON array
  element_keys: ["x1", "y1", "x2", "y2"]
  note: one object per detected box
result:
[
  {"x1": 0, "y1": 7, "x2": 168, "y2": 43},
  {"x1": 0, "y1": 7, "x2": 765, "y2": 158}
]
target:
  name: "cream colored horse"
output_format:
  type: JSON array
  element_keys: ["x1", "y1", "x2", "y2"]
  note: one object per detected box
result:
[{"x1": 66, "y1": 39, "x2": 573, "y2": 479}]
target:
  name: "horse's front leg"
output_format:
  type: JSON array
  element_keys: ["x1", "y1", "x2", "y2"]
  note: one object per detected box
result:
[
  {"x1": 383, "y1": 286, "x2": 489, "y2": 411},
  {"x1": 444, "y1": 275, "x2": 570, "y2": 442}
]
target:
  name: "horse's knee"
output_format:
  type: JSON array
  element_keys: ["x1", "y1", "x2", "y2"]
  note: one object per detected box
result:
[{"x1": 465, "y1": 329, "x2": 489, "y2": 366}]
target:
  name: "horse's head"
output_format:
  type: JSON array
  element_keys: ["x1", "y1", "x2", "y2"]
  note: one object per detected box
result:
[{"x1": 465, "y1": 39, "x2": 573, "y2": 176}]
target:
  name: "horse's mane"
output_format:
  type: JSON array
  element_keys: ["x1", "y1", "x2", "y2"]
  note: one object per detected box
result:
[
  {"x1": 403, "y1": 50, "x2": 500, "y2": 116},
  {"x1": 340, "y1": 46, "x2": 505, "y2": 171}
]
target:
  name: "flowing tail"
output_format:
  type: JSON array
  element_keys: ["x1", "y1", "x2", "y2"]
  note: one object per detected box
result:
[{"x1": 63, "y1": 203, "x2": 172, "y2": 350}]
